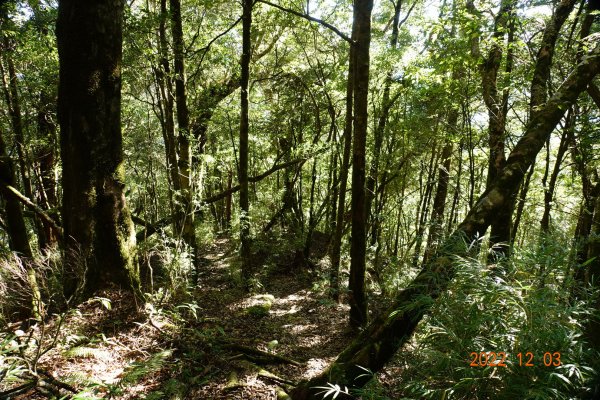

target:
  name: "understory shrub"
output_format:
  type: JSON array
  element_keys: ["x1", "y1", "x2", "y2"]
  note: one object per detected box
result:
[{"x1": 392, "y1": 238, "x2": 600, "y2": 400}]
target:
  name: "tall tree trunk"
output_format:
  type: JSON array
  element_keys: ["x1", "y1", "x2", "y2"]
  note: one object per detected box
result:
[
  {"x1": 170, "y1": 0, "x2": 198, "y2": 271},
  {"x1": 540, "y1": 112, "x2": 571, "y2": 232},
  {"x1": 469, "y1": 0, "x2": 516, "y2": 259},
  {"x1": 57, "y1": 0, "x2": 139, "y2": 297},
  {"x1": 329, "y1": 40, "x2": 355, "y2": 302},
  {"x1": 365, "y1": 0, "x2": 402, "y2": 249},
  {"x1": 155, "y1": 0, "x2": 181, "y2": 224},
  {"x1": 412, "y1": 145, "x2": 438, "y2": 267},
  {"x1": 34, "y1": 89, "x2": 59, "y2": 249},
  {"x1": 447, "y1": 138, "x2": 464, "y2": 235},
  {"x1": 303, "y1": 158, "x2": 318, "y2": 259},
  {"x1": 0, "y1": 40, "x2": 45, "y2": 248},
  {"x1": 348, "y1": 0, "x2": 373, "y2": 329},
  {"x1": 290, "y1": 27, "x2": 600, "y2": 400},
  {"x1": 423, "y1": 132, "x2": 454, "y2": 263},
  {"x1": 239, "y1": 0, "x2": 252, "y2": 283}
]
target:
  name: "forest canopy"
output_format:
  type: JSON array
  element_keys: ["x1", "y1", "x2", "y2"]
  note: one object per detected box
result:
[{"x1": 1, "y1": 0, "x2": 600, "y2": 399}]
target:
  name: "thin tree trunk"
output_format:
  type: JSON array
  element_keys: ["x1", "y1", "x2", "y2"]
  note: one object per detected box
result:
[
  {"x1": 303, "y1": 158, "x2": 318, "y2": 259},
  {"x1": 423, "y1": 133, "x2": 454, "y2": 263},
  {"x1": 540, "y1": 112, "x2": 571, "y2": 232},
  {"x1": 156, "y1": 0, "x2": 181, "y2": 220},
  {"x1": 170, "y1": 0, "x2": 198, "y2": 271},
  {"x1": 0, "y1": 43, "x2": 45, "y2": 249},
  {"x1": 239, "y1": 0, "x2": 252, "y2": 283},
  {"x1": 348, "y1": 0, "x2": 373, "y2": 328},
  {"x1": 412, "y1": 145, "x2": 438, "y2": 267},
  {"x1": 365, "y1": 0, "x2": 402, "y2": 245},
  {"x1": 35, "y1": 89, "x2": 59, "y2": 249},
  {"x1": 329, "y1": 41, "x2": 355, "y2": 302},
  {"x1": 447, "y1": 138, "x2": 464, "y2": 235},
  {"x1": 511, "y1": 161, "x2": 535, "y2": 246}
]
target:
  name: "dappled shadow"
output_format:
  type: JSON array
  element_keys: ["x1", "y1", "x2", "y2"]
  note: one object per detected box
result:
[
  {"x1": 178, "y1": 237, "x2": 355, "y2": 399},
  {"x1": 1, "y1": 288, "x2": 166, "y2": 399},
  {"x1": 2, "y1": 235, "x2": 355, "y2": 399}
]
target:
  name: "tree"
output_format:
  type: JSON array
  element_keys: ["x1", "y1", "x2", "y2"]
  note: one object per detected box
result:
[
  {"x1": 239, "y1": 0, "x2": 252, "y2": 283},
  {"x1": 56, "y1": 0, "x2": 139, "y2": 297},
  {"x1": 478, "y1": 0, "x2": 516, "y2": 260},
  {"x1": 289, "y1": 20, "x2": 600, "y2": 400},
  {"x1": 348, "y1": 0, "x2": 374, "y2": 328},
  {"x1": 170, "y1": 0, "x2": 199, "y2": 272}
]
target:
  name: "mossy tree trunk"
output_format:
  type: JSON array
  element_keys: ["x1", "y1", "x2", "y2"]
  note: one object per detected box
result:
[
  {"x1": 57, "y1": 0, "x2": 139, "y2": 297},
  {"x1": 289, "y1": 37, "x2": 600, "y2": 400}
]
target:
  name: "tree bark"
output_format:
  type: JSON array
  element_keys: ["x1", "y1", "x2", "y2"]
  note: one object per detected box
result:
[
  {"x1": 289, "y1": 37, "x2": 600, "y2": 400},
  {"x1": 348, "y1": 0, "x2": 373, "y2": 328},
  {"x1": 239, "y1": 0, "x2": 252, "y2": 283},
  {"x1": 170, "y1": 0, "x2": 198, "y2": 271},
  {"x1": 57, "y1": 0, "x2": 139, "y2": 297},
  {"x1": 329, "y1": 40, "x2": 355, "y2": 302}
]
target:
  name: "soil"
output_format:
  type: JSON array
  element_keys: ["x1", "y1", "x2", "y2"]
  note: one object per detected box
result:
[{"x1": 2, "y1": 235, "x2": 359, "y2": 399}]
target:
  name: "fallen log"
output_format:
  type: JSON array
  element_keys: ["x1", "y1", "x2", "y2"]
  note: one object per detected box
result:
[{"x1": 223, "y1": 342, "x2": 303, "y2": 367}]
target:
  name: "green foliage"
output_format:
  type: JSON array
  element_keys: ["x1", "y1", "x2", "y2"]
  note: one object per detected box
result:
[{"x1": 393, "y1": 237, "x2": 600, "y2": 399}]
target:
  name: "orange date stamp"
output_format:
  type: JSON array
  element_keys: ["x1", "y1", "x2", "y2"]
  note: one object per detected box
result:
[{"x1": 469, "y1": 351, "x2": 562, "y2": 367}]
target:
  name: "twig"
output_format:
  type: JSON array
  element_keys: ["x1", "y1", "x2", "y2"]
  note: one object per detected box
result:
[
  {"x1": 38, "y1": 370, "x2": 77, "y2": 393},
  {"x1": 0, "y1": 381, "x2": 36, "y2": 398}
]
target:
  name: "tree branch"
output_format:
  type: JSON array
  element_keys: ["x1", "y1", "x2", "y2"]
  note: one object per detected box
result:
[
  {"x1": 0, "y1": 182, "x2": 63, "y2": 239},
  {"x1": 256, "y1": 0, "x2": 353, "y2": 44},
  {"x1": 135, "y1": 150, "x2": 325, "y2": 241},
  {"x1": 587, "y1": 82, "x2": 600, "y2": 109}
]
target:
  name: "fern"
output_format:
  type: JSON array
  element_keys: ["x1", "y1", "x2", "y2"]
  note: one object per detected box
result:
[
  {"x1": 119, "y1": 349, "x2": 172, "y2": 385},
  {"x1": 65, "y1": 346, "x2": 103, "y2": 359}
]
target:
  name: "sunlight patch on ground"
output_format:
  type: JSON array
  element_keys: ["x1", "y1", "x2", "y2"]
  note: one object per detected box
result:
[
  {"x1": 270, "y1": 304, "x2": 300, "y2": 316},
  {"x1": 296, "y1": 335, "x2": 325, "y2": 348},
  {"x1": 302, "y1": 357, "x2": 336, "y2": 379},
  {"x1": 228, "y1": 294, "x2": 275, "y2": 311},
  {"x1": 281, "y1": 324, "x2": 317, "y2": 334}
]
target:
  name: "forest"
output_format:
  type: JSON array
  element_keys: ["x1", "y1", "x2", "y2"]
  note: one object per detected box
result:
[{"x1": 0, "y1": 0, "x2": 600, "y2": 398}]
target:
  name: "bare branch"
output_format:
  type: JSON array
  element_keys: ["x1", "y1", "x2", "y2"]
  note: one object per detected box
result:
[
  {"x1": 0, "y1": 183, "x2": 63, "y2": 239},
  {"x1": 257, "y1": 0, "x2": 352, "y2": 44}
]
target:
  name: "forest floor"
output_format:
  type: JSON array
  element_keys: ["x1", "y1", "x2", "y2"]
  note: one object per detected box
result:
[{"x1": 7, "y1": 235, "x2": 386, "y2": 399}]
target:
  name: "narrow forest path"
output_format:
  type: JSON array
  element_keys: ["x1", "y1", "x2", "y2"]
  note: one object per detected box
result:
[
  {"x1": 15, "y1": 236, "x2": 358, "y2": 399},
  {"x1": 185, "y1": 237, "x2": 355, "y2": 399}
]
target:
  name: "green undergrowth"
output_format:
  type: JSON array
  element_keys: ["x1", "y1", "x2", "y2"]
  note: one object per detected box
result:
[{"x1": 392, "y1": 239, "x2": 600, "y2": 400}]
